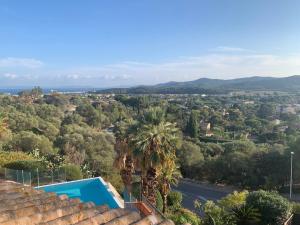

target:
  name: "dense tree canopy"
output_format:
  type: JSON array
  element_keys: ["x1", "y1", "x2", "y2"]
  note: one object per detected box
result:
[{"x1": 1, "y1": 88, "x2": 299, "y2": 224}]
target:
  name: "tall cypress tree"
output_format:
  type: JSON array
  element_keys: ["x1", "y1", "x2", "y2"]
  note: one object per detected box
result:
[{"x1": 186, "y1": 110, "x2": 199, "y2": 138}]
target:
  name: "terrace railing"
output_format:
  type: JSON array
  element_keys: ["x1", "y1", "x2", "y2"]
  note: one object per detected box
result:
[
  {"x1": 0, "y1": 167, "x2": 32, "y2": 185},
  {"x1": 123, "y1": 188, "x2": 166, "y2": 223},
  {"x1": 0, "y1": 167, "x2": 66, "y2": 187}
]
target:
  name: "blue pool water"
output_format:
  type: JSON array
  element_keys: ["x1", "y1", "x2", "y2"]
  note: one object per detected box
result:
[{"x1": 36, "y1": 177, "x2": 121, "y2": 209}]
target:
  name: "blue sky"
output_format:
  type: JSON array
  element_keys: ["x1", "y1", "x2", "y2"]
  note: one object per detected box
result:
[{"x1": 0, "y1": 0, "x2": 300, "y2": 87}]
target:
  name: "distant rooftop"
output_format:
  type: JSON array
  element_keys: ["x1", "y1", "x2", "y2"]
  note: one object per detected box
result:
[{"x1": 0, "y1": 180, "x2": 173, "y2": 225}]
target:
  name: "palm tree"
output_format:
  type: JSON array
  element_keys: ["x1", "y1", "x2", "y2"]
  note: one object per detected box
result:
[
  {"x1": 114, "y1": 121, "x2": 136, "y2": 197},
  {"x1": 133, "y1": 121, "x2": 180, "y2": 205},
  {"x1": 158, "y1": 156, "x2": 182, "y2": 213}
]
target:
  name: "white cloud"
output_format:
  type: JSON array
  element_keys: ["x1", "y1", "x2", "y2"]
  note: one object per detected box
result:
[
  {"x1": 46, "y1": 51, "x2": 299, "y2": 86},
  {"x1": 0, "y1": 57, "x2": 44, "y2": 68},
  {"x1": 66, "y1": 74, "x2": 80, "y2": 79},
  {"x1": 76, "y1": 52, "x2": 300, "y2": 79},
  {"x1": 211, "y1": 46, "x2": 253, "y2": 53},
  {"x1": 1, "y1": 50, "x2": 300, "y2": 87},
  {"x1": 3, "y1": 73, "x2": 17, "y2": 79}
]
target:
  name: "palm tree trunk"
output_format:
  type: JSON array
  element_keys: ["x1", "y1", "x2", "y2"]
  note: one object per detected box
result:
[
  {"x1": 145, "y1": 167, "x2": 158, "y2": 205},
  {"x1": 120, "y1": 155, "x2": 134, "y2": 196},
  {"x1": 162, "y1": 193, "x2": 167, "y2": 213}
]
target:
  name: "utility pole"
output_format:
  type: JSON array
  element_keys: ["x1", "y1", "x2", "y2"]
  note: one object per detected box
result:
[{"x1": 290, "y1": 152, "x2": 294, "y2": 199}]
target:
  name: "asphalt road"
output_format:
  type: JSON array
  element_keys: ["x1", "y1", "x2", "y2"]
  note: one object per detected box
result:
[{"x1": 173, "y1": 180, "x2": 232, "y2": 215}]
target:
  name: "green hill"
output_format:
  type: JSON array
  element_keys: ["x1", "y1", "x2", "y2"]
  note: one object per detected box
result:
[{"x1": 98, "y1": 75, "x2": 300, "y2": 94}]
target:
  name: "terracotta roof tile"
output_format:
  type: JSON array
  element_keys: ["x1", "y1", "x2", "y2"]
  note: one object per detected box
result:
[{"x1": 0, "y1": 180, "x2": 173, "y2": 225}]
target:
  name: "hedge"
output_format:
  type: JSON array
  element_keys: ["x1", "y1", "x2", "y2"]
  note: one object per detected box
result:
[
  {"x1": 4, "y1": 160, "x2": 47, "y2": 172},
  {"x1": 0, "y1": 151, "x2": 33, "y2": 167}
]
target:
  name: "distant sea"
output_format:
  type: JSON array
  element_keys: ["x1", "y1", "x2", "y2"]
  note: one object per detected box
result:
[{"x1": 0, "y1": 87, "x2": 103, "y2": 95}]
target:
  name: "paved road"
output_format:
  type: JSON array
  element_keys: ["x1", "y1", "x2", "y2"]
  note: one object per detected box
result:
[{"x1": 173, "y1": 180, "x2": 232, "y2": 215}]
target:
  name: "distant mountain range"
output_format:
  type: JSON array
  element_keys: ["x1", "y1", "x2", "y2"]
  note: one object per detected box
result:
[{"x1": 98, "y1": 75, "x2": 300, "y2": 94}]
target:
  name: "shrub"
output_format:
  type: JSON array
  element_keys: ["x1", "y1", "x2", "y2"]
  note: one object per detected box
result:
[
  {"x1": 131, "y1": 182, "x2": 141, "y2": 200},
  {"x1": 246, "y1": 190, "x2": 292, "y2": 225},
  {"x1": 0, "y1": 151, "x2": 33, "y2": 167},
  {"x1": 292, "y1": 202, "x2": 300, "y2": 214},
  {"x1": 202, "y1": 200, "x2": 235, "y2": 225},
  {"x1": 103, "y1": 169, "x2": 124, "y2": 194},
  {"x1": 61, "y1": 164, "x2": 83, "y2": 181},
  {"x1": 167, "y1": 208, "x2": 201, "y2": 225},
  {"x1": 232, "y1": 204, "x2": 261, "y2": 225},
  {"x1": 155, "y1": 190, "x2": 163, "y2": 212},
  {"x1": 4, "y1": 160, "x2": 47, "y2": 172},
  {"x1": 218, "y1": 191, "x2": 249, "y2": 209},
  {"x1": 10, "y1": 131, "x2": 55, "y2": 155},
  {"x1": 167, "y1": 191, "x2": 183, "y2": 210}
]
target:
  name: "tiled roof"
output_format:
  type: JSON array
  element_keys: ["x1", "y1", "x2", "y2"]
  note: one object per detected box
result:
[{"x1": 0, "y1": 180, "x2": 174, "y2": 225}]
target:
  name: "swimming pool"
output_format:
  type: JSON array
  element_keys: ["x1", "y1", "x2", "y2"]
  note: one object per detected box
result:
[{"x1": 36, "y1": 177, "x2": 123, "y2": 209}]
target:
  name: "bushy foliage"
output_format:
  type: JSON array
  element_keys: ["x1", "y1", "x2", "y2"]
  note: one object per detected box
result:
[
  {"x1": 167, "y1": 191, "x2": 183, "y2": 210},
  {"x1": 0, "y1": 151, "x2": 33, "y2": 167},
  {"x1": 103, "y1": 169, "x2": 124, "y2": 194},
  {"x1": 197, "y1": 190, "x2": 293, "y2": 225},
  {"x1": 246, "y1": 190, "x2": 292, "y2": 225},
  {"x1": 292, "y1": 202, "x2": 300, "y2": 214},
  {"x1": 155, "y1": 190, "x2": 164, "y2": 212},
  {"x1": 232, "y1": 204, "x2": 261, "y2": 225},
  {"x1": 4, "y1": 160, "x2": 47, "y2": 172},
  {"x1": 177, "y1": 141, "x2": 204, "y2": 178},
  {"x1": 10, "y1": 131, "x2": 55, "y2": 155},
  {"x1": 218, "y1": 191, "x2": 249, "y2": 209},
  {"x1": 168, "y1": 208, "x2": 202, "y2": 225},
  {"x1": 61, "y1": 164, "x2": 83, "y2": 181},
  {"x1": 202, "y1": 200, "x2": 235, "y2": 225}
]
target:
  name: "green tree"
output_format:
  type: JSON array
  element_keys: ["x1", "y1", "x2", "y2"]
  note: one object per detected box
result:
[
  {"x1": 143, "y1": 106, "x2": 165, "y2": 125},
  {"x1": 159, "y1": 157, "x2": 182, "y2": 213},
  {"x1": 10, "y1": 131, "x2": 55, "y2": 155},
  {"x1": 114, "y1": 121, "x2": 135, "y2": 195},
  {"x1": 167, "y1": 191, "x2": 183, "y2": 211},
  {"x1": 246, "y1": 190, "x2": 292, "y2": 225},
  {"x1": 177, "y1": 141, "x2": 204, "y2": 178},
  {"x1": 61, "y1": 164, "x2": 83, "y2": 181},
  {"x1": 0, "y1": 113, "x2": 6, "y2": 136},
  {"x1": 252, "y1": 147, "x2": 288, "y2": 189},
  {"x1": 212, "y1": 151, "x2": 253, "y2": 187},
  {"x1": 30, "y1": 86, "x2": 43, "y2": 98},
  {"x1": 186, "y1": 110, "x2": 199, "y2": 138},
  {"x1": 257, "y1": 103, "x2": 275, "y2": 119},
  {"x1": 133, "y1": 121, "x2": 180, "y2": 205},
  {"x1": 76, "y1": 104, "x2": 103, "y2": 127},
  {"x1": 7, "y1": 111, "x2": 39, "y2": 132}
]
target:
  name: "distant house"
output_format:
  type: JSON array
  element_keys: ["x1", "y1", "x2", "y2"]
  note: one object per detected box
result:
[
  {"x1": 65, "y1": 104, "x2": 77, "y2": 112},
  {"x1": 272, "y1": 119, "x2": 281, "y2": 125},
  {"x1": 278, "y1": 125, "x2": 289, "y2": 132},
  {"x1": 282, "y1": 106, "x2": 296, "y2": 114},
  {"x1": 200, "y1": 120, "x2": 213, "y2": 137},
  {"x1": 243, "y1": 100, "x2": 255, "y2": 105},
  {"x1": 222, "y1": 109, "x2": 229, "y2": 116},
  {"x1": 279, "y1": 105, "x2": 297, "y2": 114}
]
